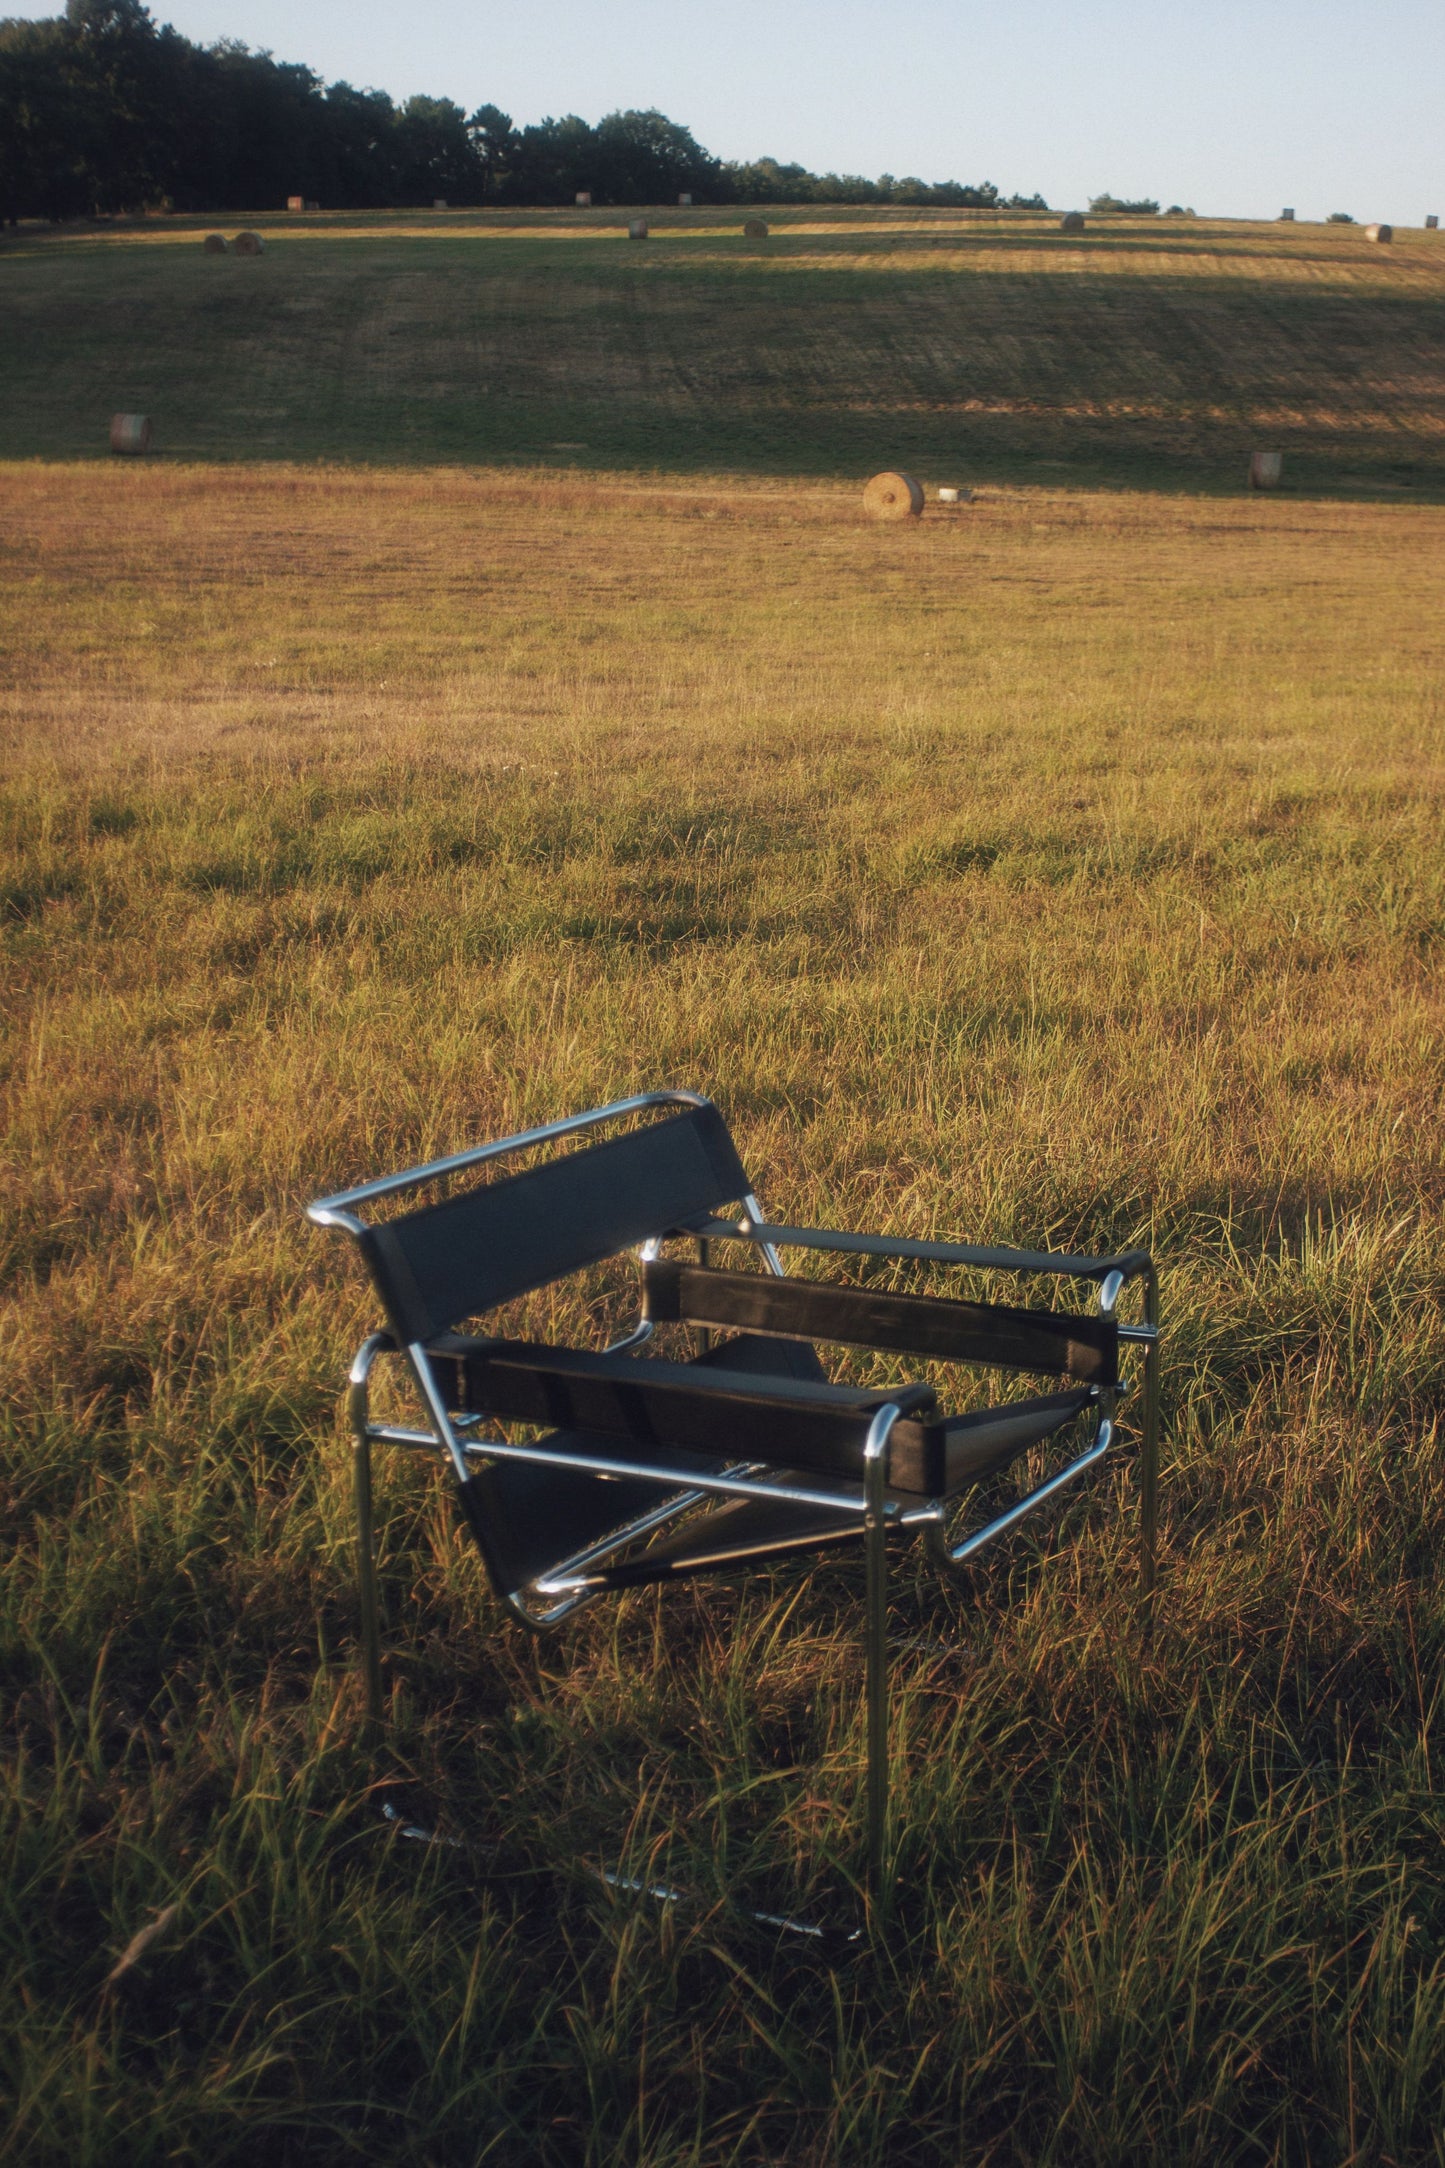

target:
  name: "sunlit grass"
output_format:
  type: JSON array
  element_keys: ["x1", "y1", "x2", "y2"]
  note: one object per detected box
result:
[{"x1": 2, "y1": 459, "x2": 1445, "y2": 2159}]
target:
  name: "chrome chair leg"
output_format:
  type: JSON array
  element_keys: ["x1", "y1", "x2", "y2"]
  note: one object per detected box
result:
[
  {"x1": 348, "y1": 1334, "x2": 390, "y2": 1727},
  {"x1": 863, "y1": 1408, "x2": 896, "y2": 1916},
  {"x1": 354, "y1": 1431, "x2": 383, "y2": 1726},
  {"x1": 1139, "y1": 1265, "x2": 1161, "y2": 1637}
]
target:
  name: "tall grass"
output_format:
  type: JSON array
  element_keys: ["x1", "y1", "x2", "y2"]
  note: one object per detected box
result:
[{"x1": 2, "y1": 462, "x2": 1444, "y2": 2160}]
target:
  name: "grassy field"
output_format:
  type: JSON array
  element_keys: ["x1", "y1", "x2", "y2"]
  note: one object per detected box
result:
[
  {"x1": 1, "y1": 206, "x2": 1444, "y2": 489},
  {"x1": 3, "y1": 212, "x2": 1445, "y2": 2161}
]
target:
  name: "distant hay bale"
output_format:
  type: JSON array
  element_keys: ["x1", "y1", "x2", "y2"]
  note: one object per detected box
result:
[
  {"x1": 433, "y1": 198, "x2": 448, "y2": 210},
  {"x1": 742, "y1": 218, "x2": 769, "y2": 239},
  {"x1": 575, "y1": 191, "x2": 592, "y2": 208},
  {"x1": 863, "y1": 471, "x2": 924, "y2": 522},
  {"x1": 286, "y1": 195, "x2": 304, "y2": 212},
  {"x1": 1280, "y1": 208, "x2": 1295, "y2": 221},
  {"x1": 1364, "y1": 222, "x2": 1392, "y2": 243},
  {"x1": 678, "y1": 192, "x2": 692, "y2": 206},
  {"x1": 202, "y1": 232, "x2": 227, "y2": 254},
  {"x1": 1428, "y1": 215, "x2": 1440, "y2": 230},
  {"x1": 304, "y1": 200, "x2": 319, "y2": 212},
  {"x1": 109, "y1": 414, "x2": 152, "y2": 456},
  {"x1": 628, "y1": 218, "x2": 648, "y2": 239},
  {"x1": 937, "y1": 486, "x2": 959, "y2": 503},
  {"x1": 1249, "y1": 451, "x2": 1284, "y2": 490},
  {"x1": 1060, "y1": 211, "x2": 1086, "y2": 233},
  {"x1": 233, "y1": 231, "x2": 264, "y2": 256}
]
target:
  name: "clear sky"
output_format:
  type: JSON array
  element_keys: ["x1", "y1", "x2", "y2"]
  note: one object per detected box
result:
[{"x1": 21, "y1": 0, "x2": 1444, "y2": 223}]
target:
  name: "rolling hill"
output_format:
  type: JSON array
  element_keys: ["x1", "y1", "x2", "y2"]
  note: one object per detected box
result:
[{"x1": 2, "y1": 204, "x2": 1443, "y2": 489}]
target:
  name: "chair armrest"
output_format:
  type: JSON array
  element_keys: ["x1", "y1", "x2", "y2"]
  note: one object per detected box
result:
[
  {"x1": 642, "y1": 1261, "x2": 1118, "y2": 1386},
  {"x1": 424, "y1": 1338, "x2": 950, "y2": 1494}
]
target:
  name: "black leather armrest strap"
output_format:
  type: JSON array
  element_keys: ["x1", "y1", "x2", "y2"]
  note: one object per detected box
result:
[
  {"x1": 426, "y1": 1337, "x2": 956, "y2": 1490},
  {"x1": 425, "y1": 1340, "x2": 1097, "y2": 1500},
  {"x1": 642, "y1": 1260, "x2": 1117, "y2": 1387}
]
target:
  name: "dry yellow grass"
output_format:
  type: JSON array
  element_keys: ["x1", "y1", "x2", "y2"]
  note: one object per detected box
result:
[{"x1": 3, "y1": 459, "x2": 1445, "y2": 2159}]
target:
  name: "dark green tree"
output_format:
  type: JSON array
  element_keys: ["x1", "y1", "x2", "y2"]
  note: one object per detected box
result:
[
  {"x1": 63, "y1": 0, "x2": 177, "y2": 211},
  {"x1": 321, "y1": 82, "x2": 399, "y2": 208},
  {"x1": 466, "y1": 102, "x2": 514, "y2": 198},
  {"x1": 0, "y1": 17, "x2": 88, "y2": 220},
  {"x1": 391, "y1": 94, "x2": 481, "y2": 203},
  {"x1": 0, "y1": 9, "x2": 1040, "y2": 221},
  {"x1": 507, "y1": 113, "x2": 595, "y2": 204},
  {"x1": 589, "y1": 108, "x2": 720, "y2": 203}
]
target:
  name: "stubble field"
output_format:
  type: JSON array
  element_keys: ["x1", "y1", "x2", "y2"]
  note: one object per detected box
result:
[
  {"x1": 3, "y1": 210, "x2": 1445, "y2": 2163},
  {"x1": 2, "y1": 205, "x2": 1443, "y2": 488}
]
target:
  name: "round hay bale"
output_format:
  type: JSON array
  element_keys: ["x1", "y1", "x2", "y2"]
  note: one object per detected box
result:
[
  {"x1": 628, "y1": 218, "x2": 648, "y2": 239},
  {"x1": 1427, "y1": 215, "x2": 1439, "y2": 230},
  {"x1": 1249, "y1": 450, "x2": 1284, "y2": 490},
  {"x1": 1280, "y1": 207, "x2": 1295, "y2": 221},
  {"x1": 110, "y1": 414, "x2": 152, "y2": 456},
  {"x1": 1364, "y1": 222, "x2": 1392, "y2": 243},
  {"x1": 1060, "y1": 211, "x2": 1086, "y2": 233},
  {"x1": 433, "y1": 198, "x2": 448, "y2": 210},
  {"x1": 202, "y1": 232, "x2": 227, "y2": 254},
  {"x1": 575, "y1": 191, "x2": 592, "y2": 208},
  {"x1": 286, "y1": 195, "x2": 304, "y2": 211},
  {"x1": 678, "y1": 192, "x2": 692, "y2": 206},
  {"x1": 937, "y1": 486, "x2": 959, "y2": 503},
  {"x1": 742, "y1": 217, "x2": 769, "y2": 239},
  {"x1": 233, "y1": 230, "x2": 264, "y2": 256},
  {"x1": 863, "y1": 471, "x2": 924, "y2": 522}
]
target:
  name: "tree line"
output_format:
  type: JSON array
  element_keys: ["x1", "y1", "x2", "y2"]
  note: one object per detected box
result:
[{"x1": 0, "y1": 0, "x2": 1049, "y2": 222}]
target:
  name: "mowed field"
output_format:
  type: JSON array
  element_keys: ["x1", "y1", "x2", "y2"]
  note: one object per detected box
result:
[
  {"x1": 3, "y1": 213, "x2": 1445, "y2": 2162},
  {"x1": 2, "y1": 205, "x2": 1444, "y2": 487}
]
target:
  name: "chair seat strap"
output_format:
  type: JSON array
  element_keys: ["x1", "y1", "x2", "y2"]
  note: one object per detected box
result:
[{"x1": 551, "y1": 1388, "x2": 1097, "y2": 1590}]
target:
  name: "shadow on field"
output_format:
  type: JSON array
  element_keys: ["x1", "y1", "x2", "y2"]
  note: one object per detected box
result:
[{"x1": 1, "y1": 216, "x2": 1442, "y2": 498}]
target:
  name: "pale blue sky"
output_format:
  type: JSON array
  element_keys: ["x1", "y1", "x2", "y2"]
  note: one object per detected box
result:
[{"x1": 26, "y1": 0, "x2": 1445, "y2": 223}]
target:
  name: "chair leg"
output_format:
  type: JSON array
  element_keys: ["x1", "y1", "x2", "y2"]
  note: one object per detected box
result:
[
  {"x1": 1139, "y1": 1267, "x2": 1161, "y2": 1639},
  {"x1": 865, "y1": 1519, "x2": 889, "y2": 1909},
  {"x1": 354, "y1": 1429, "x2": 384, "y2": 1727},
  {"x1": 347, "y1": 1334, "x2": 391, "y2": 1729},
  {"x1": 863, "y1": 1409, "x2": 894, "y2": 1917}
]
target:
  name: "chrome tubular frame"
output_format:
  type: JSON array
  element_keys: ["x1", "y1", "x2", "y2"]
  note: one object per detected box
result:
[
  {"x1": 695, "y1": 1214, "x2": 1160, "y2": 1605},
  {"x1": 921, "y1": 1414, "x2": 1114, "y2": 1579},
  {"x1": 348, "y1": 1332, "x2": 390, "y2": 1726},
  {"x1": 863, "y1": 1405, "x2": 898, "y2": 1911},
  {"x1": 321, "y1": 1092, "x2": 1161, "y2": 1911},
  {"x1": 349, "y1": 1330, "x2": 874, "y2": 1641},
  {"x1": 1103, "y1": 1257, "x2": 1162, "y2": 1617},
  {"x1": 326, "y1": 1094, "x2": 806, "y2": 1703},
  {"x1": 308, "y1": 1087, "x2": 714, "y2": 1227},
  {"x1": 1137, "y1": 1262, "x2": 1161, "y2": 1627}
]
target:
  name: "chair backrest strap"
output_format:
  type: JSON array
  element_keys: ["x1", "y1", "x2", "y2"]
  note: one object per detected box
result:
[
  {"x1": 357, "y1": 1106, "x2": 751, "y2": 1341},
  {"x1": 642, "y1": 1260, "x2": 1118, "y2": 1386}
]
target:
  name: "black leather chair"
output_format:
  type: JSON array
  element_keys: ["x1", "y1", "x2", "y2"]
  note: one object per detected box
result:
[{"x1": 307, "y1": 1090, "x2": 1160, "y2": 1912}]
